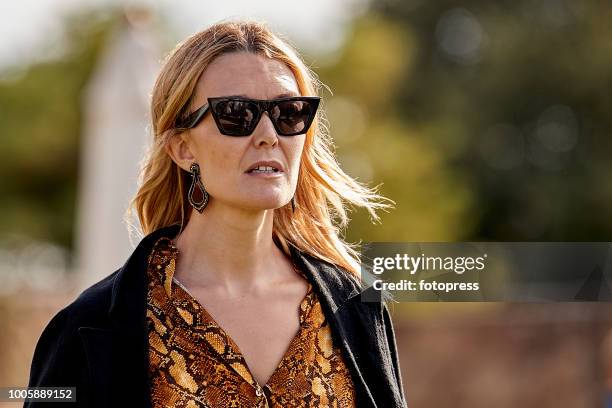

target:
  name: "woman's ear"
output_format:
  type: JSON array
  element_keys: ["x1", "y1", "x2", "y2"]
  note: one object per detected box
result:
[{"x1": 165, "y1": 132, "x2": 196, "y2": 172}]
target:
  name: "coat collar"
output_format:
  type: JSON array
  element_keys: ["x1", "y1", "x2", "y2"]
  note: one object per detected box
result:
[{"x1": 107, "y1": 224, "x2": 176, "y2": 328}]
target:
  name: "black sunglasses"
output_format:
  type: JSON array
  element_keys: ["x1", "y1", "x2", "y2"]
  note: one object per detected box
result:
[{"x1": 176, "y1": 96, "x2": 321, "y2": 136}]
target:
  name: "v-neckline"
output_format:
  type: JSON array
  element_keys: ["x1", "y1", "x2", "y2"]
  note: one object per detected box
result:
[
  {"x1": 151, "y1": 234, "x2": 315, "y2": 389},
  {"x1": 171, "y1": 276, "x2": 314, "y2": 387}
]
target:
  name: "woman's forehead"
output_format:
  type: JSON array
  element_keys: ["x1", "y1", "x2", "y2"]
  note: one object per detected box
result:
[{"x1": 195, "y1": 52, "x2": 300, "y2": 100}]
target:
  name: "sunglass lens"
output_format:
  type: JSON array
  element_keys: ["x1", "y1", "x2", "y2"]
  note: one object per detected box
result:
[
  {"x1": 271, "y1": 100, "x2": 314, "y2": 135},
  {"x1": 213, "y1": 100, "x2": 258, "y2": 135}
]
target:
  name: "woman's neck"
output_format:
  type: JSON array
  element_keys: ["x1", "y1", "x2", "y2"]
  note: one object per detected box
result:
[{"x1": 171, "y1": 202, "x2": 288, "y2": 295}]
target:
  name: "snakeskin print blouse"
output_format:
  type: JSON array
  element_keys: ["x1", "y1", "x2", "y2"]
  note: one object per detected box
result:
[{"x1": 145, "y1": 237, "x2": 356, "y2": 407}]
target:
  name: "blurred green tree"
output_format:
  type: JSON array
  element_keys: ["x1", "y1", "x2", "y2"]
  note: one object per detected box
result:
[
  {"x1": 318, "y1": 1, "x2": 612, "y2": 242},
  {"x1": 0, "y1": 11, "x2": 115, "y2": 249}
]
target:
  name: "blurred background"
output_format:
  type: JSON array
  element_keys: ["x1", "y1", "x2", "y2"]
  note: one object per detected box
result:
[{"x1": 1, "y1": 0, "x2": 612, "y2": 407}]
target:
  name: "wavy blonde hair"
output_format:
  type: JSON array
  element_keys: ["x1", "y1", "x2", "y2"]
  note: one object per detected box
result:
[{"x1": 125, "y1": 19, "x2": 393, "y2": 277}]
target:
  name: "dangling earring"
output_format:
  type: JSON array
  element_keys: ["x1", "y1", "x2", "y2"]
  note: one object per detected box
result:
[
  {"x1": 291, "y1": 197, "x2": 296, "y2": 214},
  {"x1": 188, "y1": 162, "x2": 209, "y2": 213}
]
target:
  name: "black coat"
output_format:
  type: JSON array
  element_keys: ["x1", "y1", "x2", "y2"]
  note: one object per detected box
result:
[{"x1": 25, "y1": 224, "x2": 407, "y2": 407}]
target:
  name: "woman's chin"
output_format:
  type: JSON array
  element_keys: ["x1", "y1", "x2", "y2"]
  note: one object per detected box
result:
[{"x1": 234, "y1": 197, "x2": 288, "y2": 211}]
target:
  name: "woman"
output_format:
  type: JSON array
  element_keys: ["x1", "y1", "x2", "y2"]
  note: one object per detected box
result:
[{"x1": 26, "y1": 20, "x2": 406, "y2": 408}]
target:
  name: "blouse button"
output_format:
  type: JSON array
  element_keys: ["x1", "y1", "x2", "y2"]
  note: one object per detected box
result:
[{"x1": 255, "y1": 386, "x2": 263, "y2": 396}]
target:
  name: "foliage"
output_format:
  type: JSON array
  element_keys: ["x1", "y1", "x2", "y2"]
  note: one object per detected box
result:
[{"x1": 0, "y1": 11, "x2": 115, "y2": 248}]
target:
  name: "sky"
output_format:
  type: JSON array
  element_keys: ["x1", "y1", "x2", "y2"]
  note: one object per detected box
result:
[{"x1": 0, "y1": 0, "x2": 369, "y2": 70}]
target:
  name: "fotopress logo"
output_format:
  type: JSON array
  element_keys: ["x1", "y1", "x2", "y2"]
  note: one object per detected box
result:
[{"x1": 371, "y1": 253, "x2": 488, "y2": 275}]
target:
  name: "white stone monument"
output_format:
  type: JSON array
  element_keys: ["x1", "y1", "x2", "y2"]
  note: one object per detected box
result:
[{"x1": 74, "y1": 10, "x2": 161, "y2": 289}]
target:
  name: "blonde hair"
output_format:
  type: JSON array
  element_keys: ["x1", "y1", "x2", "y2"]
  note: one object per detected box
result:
[{"x1": 125, "y1": 19, "x2": 393, "y2": 277}]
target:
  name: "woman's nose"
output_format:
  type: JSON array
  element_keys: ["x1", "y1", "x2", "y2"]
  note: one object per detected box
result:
[{"x1": 251, "y1": 112, "x2": 279, "y2": 147}]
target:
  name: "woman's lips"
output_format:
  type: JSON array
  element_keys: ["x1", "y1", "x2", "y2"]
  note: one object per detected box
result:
[{"x1": 245, "y1": 170, "x2": 284, "y2": 178}]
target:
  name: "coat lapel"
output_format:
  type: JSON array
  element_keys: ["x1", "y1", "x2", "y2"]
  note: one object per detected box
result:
[
  {"x1": 290, "y1": 244, "x2": 381, "y2": 408},
  {"x1": 78, "y1": 224, "x2": 176, "y2": 408}
]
